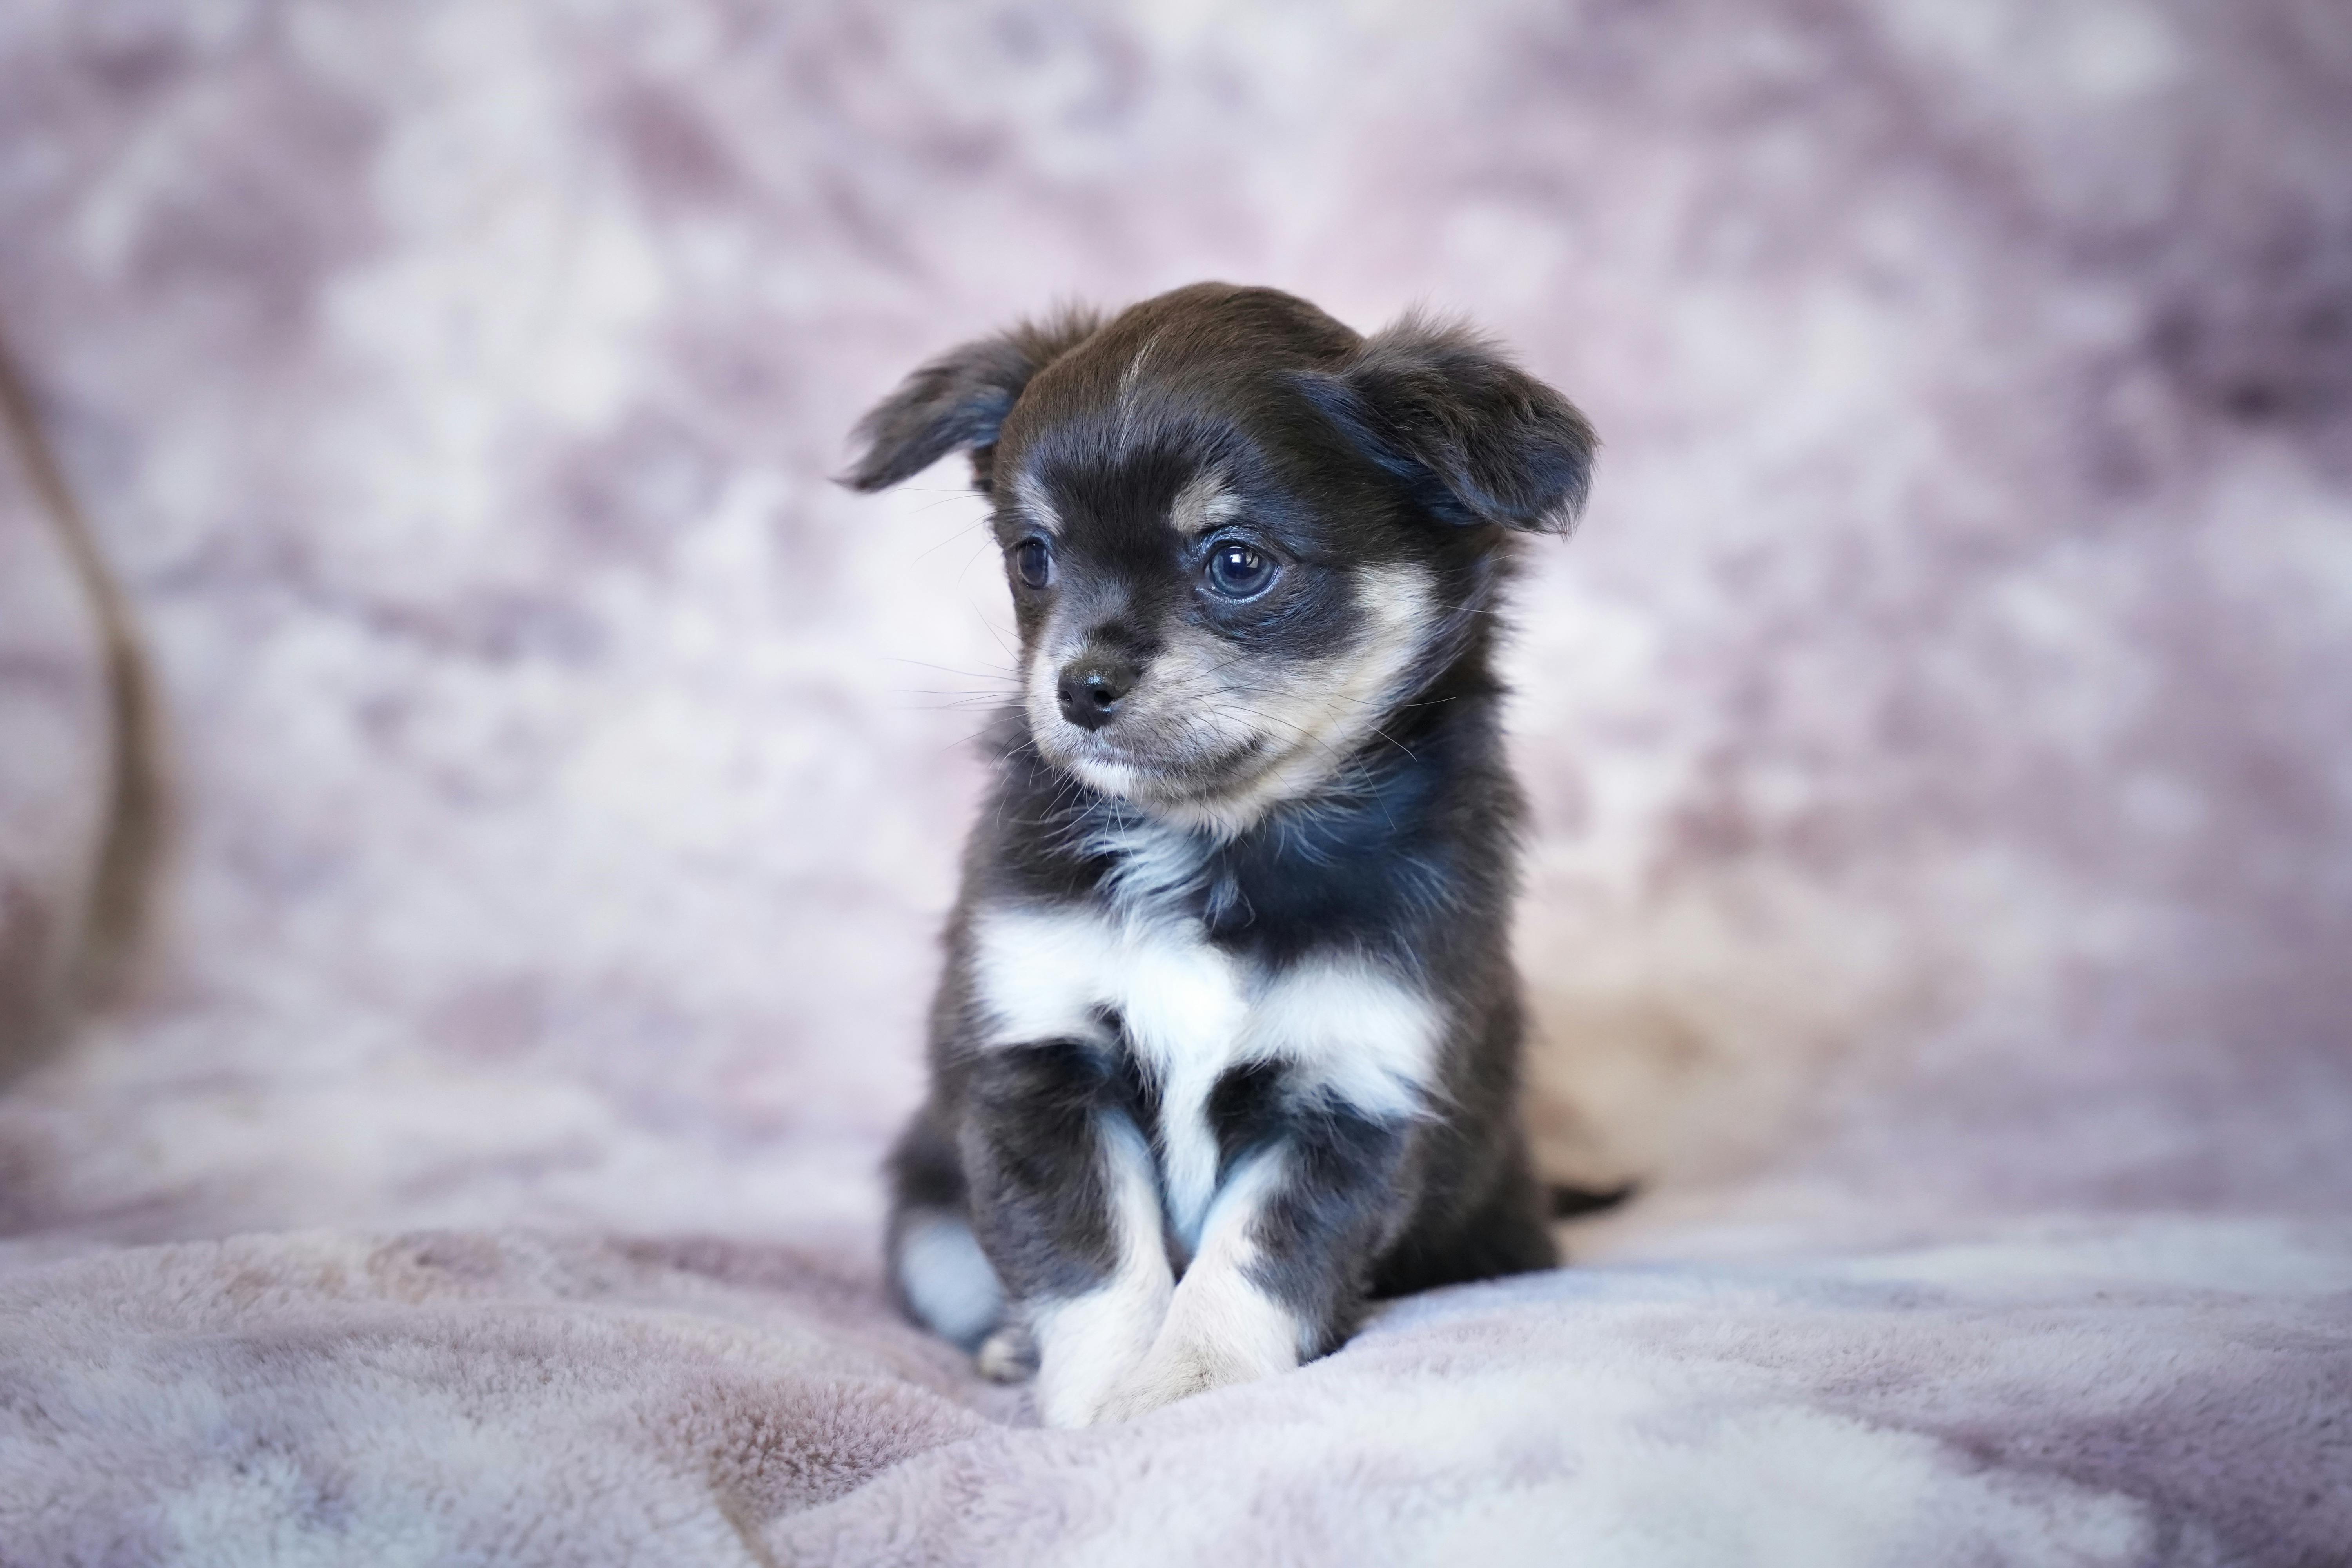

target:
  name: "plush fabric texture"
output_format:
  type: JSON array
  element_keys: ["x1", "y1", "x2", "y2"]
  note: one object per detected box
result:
[
  {"x1": 0, "y1": 2, "x2": 2347, "y2": 1563},
  {"x1": 3, "y1": 1222, "x2": 2347, "y2": 1564}
]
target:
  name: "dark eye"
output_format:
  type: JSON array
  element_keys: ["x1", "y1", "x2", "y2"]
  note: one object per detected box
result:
[
  {"x1": 1205, "y1": 539, "x2": 1274, "y2": 598},
  {"x1": 1011, "y1": 537, "x2": 1052, "y2": 590}
]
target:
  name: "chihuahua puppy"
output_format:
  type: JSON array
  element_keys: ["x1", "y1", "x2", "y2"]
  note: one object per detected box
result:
[{"x1": 844, "y1": 283, "x2": 1597, "y2": 1427}]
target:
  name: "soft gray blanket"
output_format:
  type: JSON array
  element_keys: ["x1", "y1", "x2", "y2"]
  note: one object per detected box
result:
[
  {"x1": 4, "y1": 1221, "x2": 2347, "y2": 1563},
  {"x1": 2, "y1": 2, "x2": 2348, "y2": 1563}
]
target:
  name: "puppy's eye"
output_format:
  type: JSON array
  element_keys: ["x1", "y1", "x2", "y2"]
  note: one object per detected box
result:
[
  {"x1": 1205, "y1": 539, "x2": 1274, "y2": 598},
  {"x1": 1011, "y1": 537, "x2": 1053, "y2": 591}
]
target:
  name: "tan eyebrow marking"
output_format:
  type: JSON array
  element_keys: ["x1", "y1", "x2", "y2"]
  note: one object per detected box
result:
[
  {"x1": 1012, "y1": 471, "x2": 1063, "y2": 536},
  {"x1": 1169, "y1": 468, "x2": 1242, "y2": 537}
]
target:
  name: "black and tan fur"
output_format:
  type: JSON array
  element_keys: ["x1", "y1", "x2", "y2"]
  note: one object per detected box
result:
[{"x1": 844, "y1": 283, "x2": 1598, "y2": 1426}]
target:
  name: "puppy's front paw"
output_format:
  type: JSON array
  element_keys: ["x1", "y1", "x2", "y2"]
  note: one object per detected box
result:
[
  {"x1": 1091, "y1": 1252, "x2": 1304, "y2": 1422},
  {"x1": 1093, "y1": 1332, "x2": 1285, "y2": 1423}
]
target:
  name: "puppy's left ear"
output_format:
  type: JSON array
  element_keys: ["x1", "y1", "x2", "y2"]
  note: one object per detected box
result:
[
  {"x1": 840, "y1": 307, "x2": 1103, "y2": 494},
  {"x1": 1296, "y1": 313, "x2": 1598, "y2": 532}
]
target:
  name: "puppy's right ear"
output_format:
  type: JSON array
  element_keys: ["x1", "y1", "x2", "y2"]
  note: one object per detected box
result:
[{"x1": 840, "y1": 308, "x2": 1103, "y2": 494}]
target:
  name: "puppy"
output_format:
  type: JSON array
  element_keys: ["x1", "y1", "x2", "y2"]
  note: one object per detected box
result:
[{"x1": 844, "y1": 283, "x2": 1597, "y2": 1427}]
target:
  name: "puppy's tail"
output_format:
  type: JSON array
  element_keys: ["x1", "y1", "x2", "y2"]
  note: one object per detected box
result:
[{"x1": 1548, "y1": 1181, "x2": 1637, "y2": 1220}]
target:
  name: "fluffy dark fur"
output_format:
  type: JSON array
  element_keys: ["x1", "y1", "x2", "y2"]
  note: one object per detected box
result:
[{"x1": 844, "y1": 283, "x2": 1599, "y2": 1426}]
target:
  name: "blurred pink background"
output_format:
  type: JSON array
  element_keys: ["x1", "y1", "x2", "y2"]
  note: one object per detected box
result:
[{"x1": 2, "y1": 0, "x2": 2348, "y2": 1261}]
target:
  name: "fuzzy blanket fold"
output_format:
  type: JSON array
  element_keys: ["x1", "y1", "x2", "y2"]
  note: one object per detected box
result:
[{"x1": 4, "y1": 1221, "x2": 2347, "y2": 1564}]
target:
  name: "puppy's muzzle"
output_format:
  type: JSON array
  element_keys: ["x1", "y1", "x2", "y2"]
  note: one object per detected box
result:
[{"x1": 1056, "y1": 655, "x2": 1137, "y2": 731}]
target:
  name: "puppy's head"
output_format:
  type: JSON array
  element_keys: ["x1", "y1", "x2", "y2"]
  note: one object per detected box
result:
[{"x1": 846, "y1": 283, "x2": 1596, "y2": 833}]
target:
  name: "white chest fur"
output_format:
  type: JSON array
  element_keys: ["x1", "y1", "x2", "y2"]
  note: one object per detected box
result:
[{"x1": 969, "y1": 899, "x2": 1439, "y2": 1247}]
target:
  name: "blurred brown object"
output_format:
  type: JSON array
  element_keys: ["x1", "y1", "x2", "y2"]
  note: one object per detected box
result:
[{"x1": 0, "y1": 320, "x2": 167, "y2": 1080}]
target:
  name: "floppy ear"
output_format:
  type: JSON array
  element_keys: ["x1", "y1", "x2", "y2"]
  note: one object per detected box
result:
[
  {"x1": 1296, "y1": 313, "x2": 1597, "y2": 532},
  {"x1": 840, "y1": 307, "x2": 1103, "y2": 494}
]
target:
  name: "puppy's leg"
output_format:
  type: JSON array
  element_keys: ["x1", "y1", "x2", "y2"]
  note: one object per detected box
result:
[
  {"x1": 885, "y1": 1103, "x2": 1005, "y2": 1352},
  {"x1": 1099, "y1": 1109, "x2": 1409, "y2": 1422},
  {"x1": 1022, "y1": 1116, "x2": 1175, "y2": 1425},
  {"x1": 960, "y1": 1043, "x2": 1174, "y2": 1427},
  {"x1": 1094, "y1": 1146, "x2": 1298, "y2": 1421}
]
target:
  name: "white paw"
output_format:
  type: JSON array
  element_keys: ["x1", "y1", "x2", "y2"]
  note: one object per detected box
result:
[
  {"x1": 1031, "y1": 1282, "x2": 1169, "y2": 1426},
  {"x1": 1085, "y1": 1149, "x2": 1302, "y2": 1423},
  {"x1": 1089, "y1": 1269, "x2": 1301, "y2": 1423},
  {"x1": 1093, "y1": 1336, "x2": 1273, "y2": 1423}
]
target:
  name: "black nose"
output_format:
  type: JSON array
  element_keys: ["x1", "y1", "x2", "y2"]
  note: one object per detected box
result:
[{"x1": 1056, "y1": 658, "x2": 1137, "y2": 731}]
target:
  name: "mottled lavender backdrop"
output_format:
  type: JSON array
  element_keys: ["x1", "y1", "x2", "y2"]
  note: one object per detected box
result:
[
  {"x1": 8, "y1": 0, "x2": 2347, "y2": 1252},
  {"x1": 2, "y1": 3, "x2": 2350, "y2": 1560}
]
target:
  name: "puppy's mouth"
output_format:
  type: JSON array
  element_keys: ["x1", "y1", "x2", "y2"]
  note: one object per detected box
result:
[{"x1": 1036, "y1": 721, "x2": 1270, "y2": 802}]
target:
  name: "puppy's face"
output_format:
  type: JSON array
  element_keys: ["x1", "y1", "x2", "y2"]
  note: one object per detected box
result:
[
  {"x1": 990, "y1": 394, "x2": 1446, "y2": 831},
  {"x1": 847, "y1": 285, "x2": 1595, "y2": 833}
]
